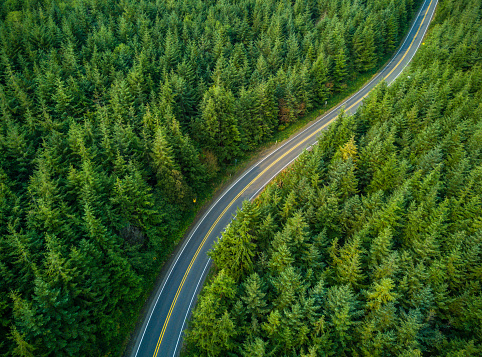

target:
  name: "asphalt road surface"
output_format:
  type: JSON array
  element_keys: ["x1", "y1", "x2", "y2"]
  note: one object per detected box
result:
[{"x1": 128, "y1": 0, "x2": 438, "y2": 355}]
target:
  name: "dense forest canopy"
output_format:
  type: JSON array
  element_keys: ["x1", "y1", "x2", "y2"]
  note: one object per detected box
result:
[
  {"x1": 0, "y1": 0, "x2": 423, "y2": 355},
  {"x1": 184, "y1": 0, "x2": 482, "y2": 355}
]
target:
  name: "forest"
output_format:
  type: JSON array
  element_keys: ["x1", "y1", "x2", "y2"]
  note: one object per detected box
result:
[
  {"x1": 184, "y1": 0, "x2": 482, "y2": 355},
  {"x1": 0, "y1": 0, "x2": 423, "y2": 355}
]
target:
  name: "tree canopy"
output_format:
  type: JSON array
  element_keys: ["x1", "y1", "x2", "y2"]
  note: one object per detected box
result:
[
  {"x1": 0, "y1": 0, "x2": 424, "y2": 355},
  {"x1": 184, "y1": 0, "x2": 482, "y2": 355}
]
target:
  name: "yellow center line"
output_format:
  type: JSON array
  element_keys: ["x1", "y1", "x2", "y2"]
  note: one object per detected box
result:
[
  {"x1": 344, "y1": 0, "x2": 434, "y2": 114},
  {"x1": 153, "y1": 112, "x2": 338, "y2": 356},
  {"x1": 384, "y1": 0, "x2": 433, "y2": 80},
  {"x1": 152, "y1": 1, "x2": 435, "y2": 354}
]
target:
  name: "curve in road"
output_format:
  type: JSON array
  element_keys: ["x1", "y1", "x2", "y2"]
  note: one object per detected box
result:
[{"x1": 129, "y1": 0, "x2": 438, "y2": 355}]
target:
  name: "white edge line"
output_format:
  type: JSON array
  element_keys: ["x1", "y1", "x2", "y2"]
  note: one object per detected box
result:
[
  {"x1": 165, "y1": 1, "x2": 435, "y2": 354},
  {"x1": 172, "y1": 258, "x2": 212, "y2": 357},
  {"x1": 344, "y1": 0, "x2": 430, "y2": 101},
  {"x1": 389, "y1": 0, "x2": 437, "y2": 85},
  {"x1": 249, "y1": 148, "x2": 312, "y2": 201},
  {"x1": 248, "y1": 0, "x2": 435, "y2": 201},
  {"x1": 134, "y1": 0, "x2": 433, "y2": 355},
  {"x1": 170, "y1": 145, "x2": 322, "y2": 357},
  {"x1": 170, "y1": 153, "x2": 301, "y2": 357},
  {"x1": 133, "y1": 166, "x2": 255, "y2": 355}
]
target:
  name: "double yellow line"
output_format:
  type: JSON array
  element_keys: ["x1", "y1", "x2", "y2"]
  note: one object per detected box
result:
[
  {"x1": 343, "y1": 0, "x2": 434, "y2": 115},
  {"x1": 152, "y1": 0, "x2": 434, "y2": 354},
  {"x1": 153, "y1": 112, "x2": 336, "y2": 356},
  {"x1": 384, "y1": 0, "x2": 434, "y2": 80}
]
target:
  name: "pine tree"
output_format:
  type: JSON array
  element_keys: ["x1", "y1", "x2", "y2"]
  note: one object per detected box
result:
[
  {"x1": 369, "y1": 227, "x2": 394, "y2": 268},
  {"x1": 269, "y1": 242, "x2": 294, "y2": 274},
  {"x1": 5, "y1": 0, "x2": 482, "y2": 356},
  {"x1": 394, "y1": 310, "x2": 424, "y2": 354},
  {"x1": 312, "y1": 52, "x2": 329, "y2": 104},
  {"x1": 386, "y1": 12, "x2": 399, "y2": 54},
  {"x1": 333, "y1": 48, "x2": 348, "y2": 92},
  {"x1": 210, "y1": 216, "x2": 257, "y2": 281},
  {"x1": 242, "y1": 273, "x2": 267, "y2": 319},
  {"x1": 196, "y1": 84, "x2": 240, "y2": 163},
  {"x1": 329, "y1": 237, "x2": 365, "y2": 287},
  {"x1": 366, "y1": 278, "x2": 398, "y2": 311},
  {"x1": 328, "y1": 157, "x2": 358, "y2": 200},
  {"x1": 166, "y1": 118, "x2": 206, "y2": 192},
  {"x1": 186, "y1": 270, "x2": 237, "y2": 356},
  {"x1": 53, "y1": 78, "x2": 72, "y2": 119},
  {"x1": 111, "y1": 161, "x2": 156, "y2": 233},
  {"x1": 272, "y1": 266, "x2": 302, "y2": 310},
  {"x1": 353, "y1": 23, "x2": 377, "y2": 73},
  {"x1": 237, "y1": 86, "x2": 261, "y2": 150},
  {"x1": 324, "y1": 284, "x2": 360, "y2": 353},
  {"x1": 286, "y1": 32, "x2": 300, "y2": 67},
  {"x1": 150, "y1": 125, "x2": 188, "y2": 203},
  {"x1": 9, "y1": 327, "x2": 35, "y2": 357},
  {"x1": 241, "y1": 338, "x2": 267, "y2": 357}
]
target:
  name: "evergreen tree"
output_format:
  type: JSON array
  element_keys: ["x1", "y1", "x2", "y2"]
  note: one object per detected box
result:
[
  {"x1": 333, "y1": 48, "x2": 348, "y2": 92},
  {"x1": 2, "y1": 0, "x2": 464, "y2": 355},
  {"x1": 185, "y1": 2, "x2": 482, "y2": 355},
  {"x1": 150, "y1": 125, "x2": 188, "y2": 204},
  {"x1": 242, "y1": 273, "x2": 268, "y2": 319},
  {"x1": 312, "y1": 52, "x2": 329, "y2": 104},
  {"x1": 196, "y1": 84, "x2": 240, "y2": 163},
  {"x1": 353, "y1": 23, "x2": 377, "y2": 73}
]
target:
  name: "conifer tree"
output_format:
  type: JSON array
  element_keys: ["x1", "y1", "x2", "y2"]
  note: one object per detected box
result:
[
  {"x1": 312, "y1": 52, "x2": 329, "y2": 104},
  {"x1": 242, "y1": 273, "x2": 268, "y2": 319},
  {"x1": 9, "y1": 326, "x2": 35, "y2": 357},
  {"x1": 6, "y1": 0, "x2": 480, "y2": 355},
  {"x1": 210, "y1": 205, "x2": 257, "y2": 280},
  {"x1": 196, "y1": 84, "x2": 240, "y2": 163}
]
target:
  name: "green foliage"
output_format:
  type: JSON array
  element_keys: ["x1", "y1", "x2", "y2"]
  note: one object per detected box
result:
[
  {"x1": 196, "y1": 84, "x2": 240, "y2": 163},
  {"x1": 184, "y1": 0, "x2": 482, "y2": 355},
  {"x1": 185, "y1": 270, "x2": 237, "y2": 355},
  {"x1": 0, "y1": 0, "x2": 427, "y2": 354}
]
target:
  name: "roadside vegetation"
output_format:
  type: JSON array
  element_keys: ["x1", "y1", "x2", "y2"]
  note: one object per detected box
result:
[
  {"x1": 184, "y1": 0, "x2": 482, "y2": 355},
  {"x1": 0, "y1": 0, "x2": 422, "y2": 355}
]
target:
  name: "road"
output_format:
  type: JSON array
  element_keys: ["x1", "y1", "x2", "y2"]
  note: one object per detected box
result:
[{"x1": 128, "y1": 0, "x2": 438, "y2": 355}]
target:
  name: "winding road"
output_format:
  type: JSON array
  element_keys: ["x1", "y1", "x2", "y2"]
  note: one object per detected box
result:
[{"x1": 128, "y1": 0, "x2": 438, "y2": 355}]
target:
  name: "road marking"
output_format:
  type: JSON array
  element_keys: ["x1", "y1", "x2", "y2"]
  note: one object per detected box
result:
[
  {"x1": 343, "y1": 0, "x2": 435, "y2": 116},
  {"x1": 249, "y1": 0, "x2": 437, "y2": 203},
  {"x1": 149, "y1": 0, "x2": 437, "y2": 354},
  {"x1": 390, "y1": 0, "x2": 437, "y2": 85},
  {"x1": 172, "y1": 258, "x2": 212, "y2": 357},
  {"x1": 384, "y1": 0, "x2": 434, "y2": 80},
  {"x1": 153, "y1": 109, "x2": 339, "y2": 356},
  {"x1": 345, "y1": 0, "x2": 433, "y2": 112}
]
